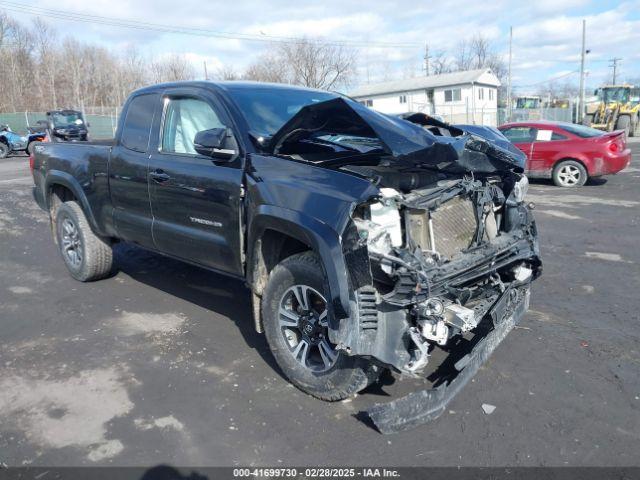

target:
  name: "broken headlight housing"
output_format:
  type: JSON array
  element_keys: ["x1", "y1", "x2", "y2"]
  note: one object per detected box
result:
[{"x1": 512, "y1": 175, "x2": 529, "y2": 203}]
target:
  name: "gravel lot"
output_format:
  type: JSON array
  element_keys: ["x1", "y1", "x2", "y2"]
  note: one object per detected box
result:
[{"x1": 0, "y1": 142, "x2": 639, "y2": 467}]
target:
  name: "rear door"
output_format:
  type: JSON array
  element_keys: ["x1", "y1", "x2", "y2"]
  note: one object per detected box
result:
[
  {"x1": 147, "y1": 88, "x2": 245, "y2": 275},
  {"x1": 500, "y1": 126, "x2": 537, "y2": 173},
  {"x1": 109, "y1": 93, "x2": 160, "y2": 248}
]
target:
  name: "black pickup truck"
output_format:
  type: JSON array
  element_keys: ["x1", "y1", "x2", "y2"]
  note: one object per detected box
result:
[{"x1": 31, "y1": 81, "x2": 541, "y2": 433}]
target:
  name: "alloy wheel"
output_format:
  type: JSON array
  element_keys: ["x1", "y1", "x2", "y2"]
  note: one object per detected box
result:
[
  {"x1": 557, "y1": 164, "x2": 582, "y2": 187},
  {"x1": 278, "y1": 284, "x2": 338, "y2": 373},
  {"x1": 60, "y1": 216, "x2": 83, "y2": 268}
]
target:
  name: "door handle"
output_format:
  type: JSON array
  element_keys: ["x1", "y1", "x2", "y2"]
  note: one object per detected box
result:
[{"x1": 149, "y1": 170, "x2": 170, "y2": 183}]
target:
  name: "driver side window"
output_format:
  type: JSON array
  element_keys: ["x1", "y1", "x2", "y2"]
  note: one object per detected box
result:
[
  {"x1": 161, "y1": 97, "x2": 225, "y2": 154},
  {"x1": 502, "y1": 127, "x2": 537, "y2": 143}
]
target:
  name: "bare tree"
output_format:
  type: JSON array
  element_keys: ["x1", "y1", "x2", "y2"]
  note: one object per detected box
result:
[
  {"x1": 151, "y1": 54, "x2": 195, "y2": 83},
  {"x1": 279, "y1": 38, "x2": 356, "y2": 90},
  {"x1": 452, "y1": 34, "x2": 505, "y2": 79},
  {"x1": 33, "y1": 18, "x2": 59, "y2": 109},
  {"x1": 0, "y1": 11, "x2": 201, "y2": 114},
  {"x1": 215, "y1": 65, "x2": 240, "y2": 81},
  {"x1": 244, "y1": 49, "x2": 290, "y2": 84},
  {"x1": 244, "y1": 38, "x2": 356, "y2": 90},
  {"x1": 430, "y1": 51, "x2": 452, "y2": 75},
  {"x1": 61, "y1": 38, "x2": 85, "y2": 109}
]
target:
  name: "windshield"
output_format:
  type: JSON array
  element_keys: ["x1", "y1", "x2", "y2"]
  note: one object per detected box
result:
[
  {"x1": 516, "y1": 97, "x2": 540, "y2": 109},
  {"x1": 51, "y1": 112, "x2": 84, "y2": 128},
  {"x1": 224, "y1": 85, "x2": 337, "y2": 136},
  {"x1": 559, "y1": 123, "x2": 604, "y2": 138},
  {"x1": 600, "y1": 88, "x2": 630, "y2": 104}
]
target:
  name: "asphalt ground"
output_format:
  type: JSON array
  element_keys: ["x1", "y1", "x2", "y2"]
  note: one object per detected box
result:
[{"x1": 0, "y1": 142, "x2": 639, "y2": 467}]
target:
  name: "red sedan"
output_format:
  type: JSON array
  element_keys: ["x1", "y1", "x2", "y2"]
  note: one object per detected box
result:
[{"x1": 498, "y1": 121, "x2": 631, "y2": 187}]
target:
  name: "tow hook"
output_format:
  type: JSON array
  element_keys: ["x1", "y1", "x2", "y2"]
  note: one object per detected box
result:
[{"x1": 405, "y1": 327, "x2": 429, "y2": 373}]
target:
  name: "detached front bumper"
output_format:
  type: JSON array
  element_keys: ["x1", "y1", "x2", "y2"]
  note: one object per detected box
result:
[{"x1": 364, "y1": 286, "x2": 530, "y2": 434}]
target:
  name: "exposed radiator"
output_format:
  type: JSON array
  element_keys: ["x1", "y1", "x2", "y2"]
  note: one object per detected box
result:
[{"x1": 407, "y1": 196, "x2": 478, "y2": 260}]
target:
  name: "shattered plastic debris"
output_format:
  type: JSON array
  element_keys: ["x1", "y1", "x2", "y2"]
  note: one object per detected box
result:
[
  {"x1": 481, "y1": 403, "x2": 496, "y2": 415},
  {"x1": 580, "y1": 341, "x2": 589, "y2": 348}
]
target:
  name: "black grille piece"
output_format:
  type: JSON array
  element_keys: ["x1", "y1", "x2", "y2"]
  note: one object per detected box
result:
[{"x1": 357, "y1": 287, "x2": 379, "y2": 331}]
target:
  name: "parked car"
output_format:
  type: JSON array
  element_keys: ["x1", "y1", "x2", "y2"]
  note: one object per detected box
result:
[
  {"x1": 498, "y1": 120, "x2": 631, "y2": 187},
  {"x1": 31, "y1": 81, "x2": 541, "y2": 433},
  {"x1": 0, "y1": 124, "x2": 46, "y2": 158},
  {"x1": 44, "y1": 109, "x2": 89, "y2": 142}
]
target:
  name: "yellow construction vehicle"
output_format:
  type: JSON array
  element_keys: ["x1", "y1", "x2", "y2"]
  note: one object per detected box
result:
[{"x1": 583, "y1": 85, "x2": 640, "y2": 137}]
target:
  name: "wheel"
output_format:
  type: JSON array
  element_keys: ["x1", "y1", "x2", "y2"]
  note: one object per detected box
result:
[
  {"x1": 0, "y1": 142, "x2": 9, "y2": 159},
  {"x1": 582, "y1": 113, "x2": 593, "y2": 127},
  {"x1": 54, "y1": 201, "x2": 113, "y2": 281},
  {"x1": 631, "y1": 116, "x2": 639, "y2": 138},
  {"x1": 262, "y1": 251, "x2": 379, "y2": 401},
  {"x1": 616, "y1": 115, "x2": 630, "y2": 138},
  {"x1": 553, "y1": 160, "x2": 587, "y2": 188}
]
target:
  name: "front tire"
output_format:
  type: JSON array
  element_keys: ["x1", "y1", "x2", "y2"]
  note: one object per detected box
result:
[
  {"x1": 553, "y1": 160, "x2": 587, "y2": 188},
  {"x1": 262, "y1": 251, "x2": 378, "y2": 401},
  {"x1": 630, "y1": 116, "x2": 639, "y2": 138},
  {"x1": 616, "y1": 115, "x2": 630, "y2": 138},
  {"x1": 0, "y1": 142, "x2": 9, "y2": 159},
  {"x1": 54, "y1": 201, "x2": 114, "y2": 281}
]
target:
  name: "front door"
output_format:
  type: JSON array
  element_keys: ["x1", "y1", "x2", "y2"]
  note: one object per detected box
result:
[
  {"x1": 148, "y1": 91, "x2": 244, "y2": 275},
  {"x1": 501, "y1": 126, "x2": 537, "y2": 173},
  {"x1": 529, "y1": 128, "x2": 569, "y2": 174}
]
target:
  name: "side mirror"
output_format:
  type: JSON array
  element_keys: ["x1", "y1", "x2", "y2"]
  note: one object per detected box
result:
[{"x1": 194, "y1": 127, "x2": 237, "y2": 160}]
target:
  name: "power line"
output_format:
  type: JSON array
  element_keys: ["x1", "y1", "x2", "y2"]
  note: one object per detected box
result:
[
  {"x1": 608, "y1": 57, "x2": 622, "y2": 84},
  {"x1": 0, "y1": 1, "x2": 422, "y2": 49},
  {"x1": 513, "y1": 70, "x2": 579, "y2": 88}
]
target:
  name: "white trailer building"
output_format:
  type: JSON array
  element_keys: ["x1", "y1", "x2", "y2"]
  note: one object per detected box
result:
[{"x1": 349, "y1": 68, "x2": 501, "y2": 126}]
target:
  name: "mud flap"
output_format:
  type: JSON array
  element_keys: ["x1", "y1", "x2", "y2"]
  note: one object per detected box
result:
[{"x1": 364, "y1": 287, "x2": 530, "y2": 434}]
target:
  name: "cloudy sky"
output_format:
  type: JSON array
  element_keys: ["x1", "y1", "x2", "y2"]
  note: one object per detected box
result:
[{"x1": 6, "y1": 0, "x2": 640, "y2": 92}]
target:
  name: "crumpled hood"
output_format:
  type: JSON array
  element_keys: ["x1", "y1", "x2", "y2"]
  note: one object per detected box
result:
[{"x1": 269, "y1": 97, "x2": 526, "y2": 173}]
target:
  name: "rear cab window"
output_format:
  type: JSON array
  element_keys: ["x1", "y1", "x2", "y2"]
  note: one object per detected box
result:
[{"x1": 120, "y1": 94, "x2": 159, "y2": 152}]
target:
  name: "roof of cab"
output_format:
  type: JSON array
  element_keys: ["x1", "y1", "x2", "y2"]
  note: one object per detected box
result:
[{"x1": 130, "y1": 80, "x2": 336, "y2": 97}]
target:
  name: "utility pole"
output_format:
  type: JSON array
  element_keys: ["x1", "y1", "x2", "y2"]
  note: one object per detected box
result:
[
  {"x1": 423, "y1": 43, "x2": 430, "y2": 76},
  {"x1": 609, "y1": 57, "x2": 622, "y2": 84},
  {"x1": 578, "y1": 19, "x2": 586, "y2": 123},
  {"x1": 203, "y1": 61, "x2": 209, "y2": 81},
  {"x1": 507, "y1": 26, "x2": 513, "y2": 120}
]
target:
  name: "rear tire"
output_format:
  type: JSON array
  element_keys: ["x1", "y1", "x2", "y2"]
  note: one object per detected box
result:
[
  {"x1": 553, "y1": 160, "x2": 587, "y2": 188},
  {"x1": 616, "y1": 115, "x2": 630, "y2": 138},
  {"x1": 54, "y1": 201, "x2": 113, "y2": 281},
  {"x1": 262, "y1": 251, "x2": 379, "y2": 401},
  {"x1": 0, "y1": 142, "x2": 9, "y2": 159}
]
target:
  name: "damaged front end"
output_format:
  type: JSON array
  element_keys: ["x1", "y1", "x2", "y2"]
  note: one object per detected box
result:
[
  {"x1": 265, "y1": 98, "x2": 542, "y2": 433},
  {"x1": 337, "y1": 173, "x2": 540, "y2": 432}
]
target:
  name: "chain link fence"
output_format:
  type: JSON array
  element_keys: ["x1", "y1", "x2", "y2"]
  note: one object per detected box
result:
[
  {"x1": 498, "y1": 107, "x2": 576, "y2": 126},
  {"x1": 0, "y1": 111, "x2": 119, "y2": 139}
]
